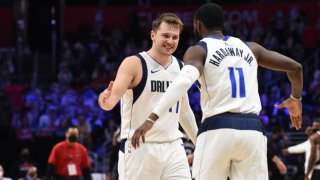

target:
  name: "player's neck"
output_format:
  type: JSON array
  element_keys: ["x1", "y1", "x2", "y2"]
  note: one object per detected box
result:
[
  {"x1": 206, "y1": 31, "x2": 224, "y2": 39},
  {"x1": 146, "y1": 50, "x2": 172, "y2": 68}
]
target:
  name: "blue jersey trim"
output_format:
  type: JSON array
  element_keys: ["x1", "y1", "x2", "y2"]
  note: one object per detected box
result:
[
  {"x1": 177, "y1": 58, "x2": 183, "y2": 69},
  {"x1": 197, "y1": 41, "x2": 207, "y2": 53},
  {"x1": 198, "y1": 112, "x2": 265, "y2": 136},
  {"x1": 207, "y1": 35, "x2": 220, "y2": 40},
  {"x1": 224, "y1": 36, "x2": 230, "y2": 41},
  {"x1": 133, "y1": 54, "x2": 148, "y2": 104},
  {"x1": 206, "y1": 35, "x2": 230, "y2": 41},
  {"x1": 120, "y1": 138, "x2": 127, "y2": 153}
]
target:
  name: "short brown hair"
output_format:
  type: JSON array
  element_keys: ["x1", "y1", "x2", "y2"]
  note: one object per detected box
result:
[{"x1": 152, "y1": 13, "x2": 184, "y2": 32}]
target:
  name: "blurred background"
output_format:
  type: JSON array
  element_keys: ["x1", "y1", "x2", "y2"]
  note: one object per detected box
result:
[{"x1": 0, "y1": 0, "x2": 319, "y2": 179}]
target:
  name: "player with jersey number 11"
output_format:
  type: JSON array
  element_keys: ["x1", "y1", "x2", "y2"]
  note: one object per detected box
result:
[{"x1": 132, "y1": 3, "x2": 303, "y2": 180}]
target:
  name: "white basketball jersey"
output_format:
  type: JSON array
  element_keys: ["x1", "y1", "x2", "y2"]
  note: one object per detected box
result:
[
  {"x1": 120, "y1": 51, "x2": 184, "y2": 142},
  {"x1": 198, "y1": 36, "x2": 261, "y2": 120}
]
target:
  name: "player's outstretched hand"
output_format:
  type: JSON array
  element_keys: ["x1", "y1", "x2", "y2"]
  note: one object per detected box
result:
[
  {"x1": 274, "y1": 97, "x2": 302, "y2": 130},
  {"x1": 98, "y1": 81, "x2": 114, "y2": 110},
  {"x1": 131, "y1": 120, "x2": 154, "y2": 148}
]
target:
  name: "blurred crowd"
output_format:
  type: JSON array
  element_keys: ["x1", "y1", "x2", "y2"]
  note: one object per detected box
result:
[{"x1": 0, "y1": 3, "x2": 320, "y2": 180}]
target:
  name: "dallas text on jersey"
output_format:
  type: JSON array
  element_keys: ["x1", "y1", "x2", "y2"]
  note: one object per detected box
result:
[{"x1": 151, "y1": 80, "x2": 172, "y2": 92}]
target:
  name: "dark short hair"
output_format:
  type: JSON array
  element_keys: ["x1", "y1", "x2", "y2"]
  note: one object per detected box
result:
[{"x1": 194, "y1": 3, "x2": 224, "y2": 31}]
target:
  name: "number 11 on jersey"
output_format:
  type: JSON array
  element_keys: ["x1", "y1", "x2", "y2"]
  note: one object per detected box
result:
[
  {"x1": 169, "y1": 101, "x2": 180, "y2": 113},
  {"x1": 228, "y1": 67, "x2": 246, "y2": 98}
]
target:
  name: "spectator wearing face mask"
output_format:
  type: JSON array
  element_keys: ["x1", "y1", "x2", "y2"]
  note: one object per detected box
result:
[
  {"x1": 45, "y1": 126, "x2": 92, "y2": 180},
  {"x1": 0, "y1": 165, "x2": 12, "y2": 180}
]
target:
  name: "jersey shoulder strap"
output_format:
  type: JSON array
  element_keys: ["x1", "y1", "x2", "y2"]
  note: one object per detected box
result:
[
  {"x1": 132, "y1": 53, "x2": 148, "y2": 104},
  {"x1": 176, "y1": 58, "x2": 183, "y2": 70}
]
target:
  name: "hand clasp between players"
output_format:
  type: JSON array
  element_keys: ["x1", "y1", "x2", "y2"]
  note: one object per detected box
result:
[
  {"x1": 274, "y1": 97, "x2": 302, "y2": 130},
  {"x1": 131, "y1": 120, "x2": 154, "y2": 148}
]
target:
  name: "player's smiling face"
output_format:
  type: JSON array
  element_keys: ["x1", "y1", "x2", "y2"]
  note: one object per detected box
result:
[{"x1": 151, "y1": 22, "x2": 180, "y2": 56}]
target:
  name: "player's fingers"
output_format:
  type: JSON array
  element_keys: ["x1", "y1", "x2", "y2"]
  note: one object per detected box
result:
[
  {"x1": 131, "y1": 131, "x2": 139, "y2": 148},
  {"x1": 294, "y1": 117, "x2": 299, "y2": 130},
  {"x1": 297, "y1": 115, "x2": 302, "y2": 129},
  {"x1": 290, "y1": 116, "x2": 296, "y2": 129},
  {"x1": 131, "y1": 134, "x2": 136, "y2": 148},
  {"x1": 274, "y1": 102, "x2": 285, "y2": 109},
  {"x1": 291, "y1": 116, "x2": 300, "y2": 130},
  {"x1": 295, "y1": 116, "x2": 302, "y2": 130},
  {"x1": 142, "y1": 131, "x2": 145, "y2": 143},
  {"x1": 99, "y1": 93, "x2": 105, "y2": 103},
  {"x1": 136, "y1": 133, "x2": 140, "y2": 148},
  {"x1": 101, "y1": 94, "x2": 106, "y2": 103}
]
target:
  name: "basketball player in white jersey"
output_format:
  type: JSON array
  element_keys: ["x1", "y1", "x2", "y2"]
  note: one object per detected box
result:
[
  {"x1": 98, "y1": 13, "x2": 198, "y2": 180},
  {"x1": 132, "y1": 3, "x2": 303, "y2": 180}
]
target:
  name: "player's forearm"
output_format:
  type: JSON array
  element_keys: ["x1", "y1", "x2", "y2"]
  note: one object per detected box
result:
[
  {"x1": 286, "y1": 64, "x2": 303, "y2": 99},
  {"x1": 287, "y1": 141, "x2": 307, "y2": 153},
  {"x1": 179, "y1": 94, "x2": 198, "y2": 144},
  {"x1": 152, "y1": 65, "x2": 200, "y2": 117}
]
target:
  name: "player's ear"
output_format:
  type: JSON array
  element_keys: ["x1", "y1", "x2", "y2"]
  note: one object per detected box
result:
[
  {"x1": 198, "y1": 21, "x2": 205, "y2": 34},
  {"x1": 193, "y1": 19, "x2": 199, "y2": 31},
  {"x1": 150, "y1": 30, "x2": 155, "y2": 41},
  {"x1": 195, "y1": 20, "x2": 205, "y2": 36}
]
